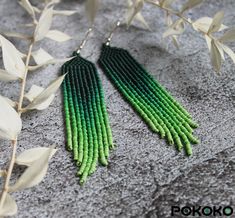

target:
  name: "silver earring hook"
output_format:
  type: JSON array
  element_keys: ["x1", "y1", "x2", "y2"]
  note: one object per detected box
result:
[
  {"x1": 77, "y1": 27, "x2": 93, "y2": 54},
  {"x1": 106, "y1": 20, "x2": 121, "y2": 46}
]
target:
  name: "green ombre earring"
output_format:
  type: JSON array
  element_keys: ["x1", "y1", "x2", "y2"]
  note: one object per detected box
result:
[
  {"x1": 61, "y1": 28, "x2": 114, "y2": 184},
  {"x1": 98, "y1": 21, "x2": 199, "y2": 156}
]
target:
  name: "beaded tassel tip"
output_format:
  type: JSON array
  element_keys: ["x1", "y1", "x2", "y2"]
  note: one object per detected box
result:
[
  {"x1": 98, "y1": 44, "x2": 199, "y2": 155},
  {"x1": 62, "y1": 53, "x2": 113, "y2": 184}
]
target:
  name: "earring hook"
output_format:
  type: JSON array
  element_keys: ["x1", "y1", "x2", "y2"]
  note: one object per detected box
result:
[
  {"x1": 106, "y1": 20, "x2": 121, "y2": 46},
  {"x1": 77, "y1": 27, "x2": 93, "y2": 54}
]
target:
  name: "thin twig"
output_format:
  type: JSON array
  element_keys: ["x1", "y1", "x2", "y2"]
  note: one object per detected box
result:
[
  {"x1": 145, "y1": 0, "x2": 215, "y2": 39},
  {"x1": 18, "y1": 42, "x2": 34, "y2": 115},
  {"x1": 0, "y1": 41, "x2": 34, "y2": 209}
]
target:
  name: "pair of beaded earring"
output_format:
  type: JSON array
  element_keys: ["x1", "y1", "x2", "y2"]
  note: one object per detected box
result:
[{"x1": 62, "y1": 21, "x2": 199, "y2": 184}]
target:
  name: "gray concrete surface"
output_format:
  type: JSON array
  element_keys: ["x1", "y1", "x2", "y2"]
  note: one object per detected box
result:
[{"x1": 0, "y1": 0, "x2": 235, "y2": 217}]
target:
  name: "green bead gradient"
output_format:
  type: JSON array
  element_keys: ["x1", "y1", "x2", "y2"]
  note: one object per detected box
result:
[
  {"x1": 98, "y1": 44, "x2": 199, "y2": 156},
  {"x1": 62, "y1": 54, "x2": 113, "y2": 184}
]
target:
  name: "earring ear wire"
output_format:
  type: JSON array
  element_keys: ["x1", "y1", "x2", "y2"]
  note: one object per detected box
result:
[
  {"x1": 105, "y1": 20, "x2": 121, "y2": 46},
  {"x1": 76, "y1": 27, "x2": 93, "y2": 54}
]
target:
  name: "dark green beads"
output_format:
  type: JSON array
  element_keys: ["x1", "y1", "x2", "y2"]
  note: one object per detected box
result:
[
  {"x1": 61, "y1": 53, "x2": 113, "y2": 184},
  {"x1": 98, "y1": 44, "x2": 199, "y2": 156}
]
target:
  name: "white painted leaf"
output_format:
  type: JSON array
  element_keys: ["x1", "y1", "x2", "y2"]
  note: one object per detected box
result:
[
  {"x1": 46, "y1": 0, "x2": 60, "y2": 8},
  {"x1": 28, "y1": 57, "x2": 73, "y2": 71},
  {"x1": 126, "y1": 0, "x2": 150, "y2": 30},
  {"x1": 134, "y1": 12, "x2": 150, "y2": 30},
  {"x1": 219, "y1": 28, "x2": 235, "y2": 42},
  {"x1": 127, "y1": 0, "x2": 144, "y2": 27},
  {"x1": 86, "y1": 0, "x2": 99, "y2": 23},
  {"x1": 34, "y1": 7, "x2": 53, "y2": 41},
  {"x1": 28, "y1": 95, "x2": 54, "y2": 110},
  {"x1": 9, "y1": 146, "x2": 56, "y2": 192},
  {"x1": 53, "y1": 10, "x2": 77, "y2": 16},
  {"x1": 221, "y1": 44, "x2": 235, "y2": 64},
  {"x1": 204, "y1": 34, "x2": 211, "y2": 51},
  {"x1": 0, "y1": 193, "x2": 17, "y2": 216},
  {"x1": 163, "y1": 28, "x2": 180, "y2": 38},
  {"x1": 163, "y1": 19, "x2": 184, "y2": 38},
  {"x1": 126, "y1": 0, "x2": 149, "y2": 30},
  {"x1": 0, "y1": 69, "x2": 19, "y2": 81},
  {"x1": 166, "y1": 13, "x2": 173, "y2": 26},
  {"x1": 18, "y1": 51, "x2": 26, "y2": 60},
  {"x1": 0, "y1": 35, "x2": 25, "y2": 78},
  {"x1": 208, "y1": 11, "x2": 224, "y2": 33},
  {"x1": 3, "y1": 97, "x2": 17, "y2": 108},
  {"x1": 181, "y1": 0, "x2": 202, "y2": 13},
  {"x1": 172, "y1": 35, "x2": 180, "y2": 49},
  {"x1": 24, "y1": 75, "x2": 65, "y2": 110},
  {"x1": 16, "y1": 147, "x2": 57, "y2": 166},
  {"x1": 214, "y1": 40, "x2": 225, "y2": 61},
  {"x1": 0, "y1": 95, "x2": 22, "y2": 140},
  {"x1": 19, "y1": 0, "x2": 35, "y2": 18},
  {"x1": 24, "y1": 85, "x2": 55, "y2": 110},
  {"x1": 25, "y1": 85, "x2": 44, "y2": 102},
  {"x1": 192, "y1": 17, "x2": 227, "y2": 33},
  {"x1": 32, "y1": 48, "x2": 53, "y2": 65},
  {"x1": 1, "y1": 31, "x2": 29, "y2": 40},
  {"x1": 32, "y1": 6, "x2": 41, "y2": 13},
  {"x1": 210, "y1": 39, "x2": 222, "y2": 73},
  {"x1": 46, "y1": 30, "x2": 71, "y2": 42},
  {"x1": 165, "y1": 14, "x2": 180, "y2": 48}
]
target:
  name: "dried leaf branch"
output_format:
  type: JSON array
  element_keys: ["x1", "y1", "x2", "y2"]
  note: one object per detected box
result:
[
  {"x1": 126, "y1": 0, "x2": 235, "y2": 73},
  {"x1": 0, "y1": 0, "x2": 76, "y2": 216}
]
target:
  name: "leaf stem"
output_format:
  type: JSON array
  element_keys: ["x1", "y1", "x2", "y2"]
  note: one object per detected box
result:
[
  {"x1": 145, "y1": 0, "x2": 213, "y2": 38},
  {"x1": 18, "y1": 42, "x2": 34, "y2": 115},
  {"x1": 0, "y1": 140, "x2": 17, "y2": 209},
  {"x1": 0, "y1": 40, "x2": 34, "y2": 209}
]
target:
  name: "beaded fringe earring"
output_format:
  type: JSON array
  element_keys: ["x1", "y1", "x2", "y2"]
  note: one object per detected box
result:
[
  {"x1": 98, "y1": 21, "x2": 199, "y2": 156},
  {"x1": 61, "y1": 28, "x2": 114, "y2": 184}
]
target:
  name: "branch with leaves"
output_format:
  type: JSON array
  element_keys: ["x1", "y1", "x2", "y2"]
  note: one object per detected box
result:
[
  {"x1": 126, "y1": 0, "x2": 235, "y2": 73},
  {"x1": 0, "y1": 0, "x2": 234, "y2": 216},
  {"x1": 0, "y1": 0, "x2": 77, "y2": 216}
]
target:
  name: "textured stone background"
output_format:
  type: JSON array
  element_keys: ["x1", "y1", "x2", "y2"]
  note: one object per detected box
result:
[{"x1": 0, "y1": 0, "x2": 235, "y2": 217}]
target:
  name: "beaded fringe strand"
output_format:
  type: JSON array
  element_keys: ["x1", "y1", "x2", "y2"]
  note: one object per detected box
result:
[
  {"x1": 62, "y1": 53, "x2": 113, "y2": 184},
  {"x1": 98, "y1": 44, "x2": 199, "y2": 155}
]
